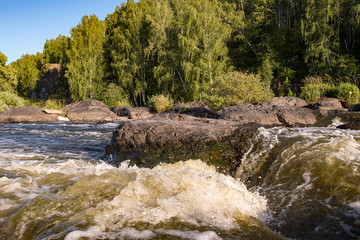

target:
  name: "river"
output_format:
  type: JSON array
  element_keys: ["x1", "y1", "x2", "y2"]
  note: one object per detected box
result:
[{"x1": 0, "y1": 122, "x2": 359, "y2": 239}]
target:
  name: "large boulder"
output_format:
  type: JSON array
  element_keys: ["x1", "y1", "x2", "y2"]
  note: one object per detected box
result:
[
  {"x1": 218, "y1": 104, "x2": 317, "y2": 127},
  {"x1": 0, "y1": 106, "x2": 58, "y2": 123},
  {"x1": 111, "y1": 106, "x2": 153, "y2": 119},
  {"x1": 63, "y1": 100, "x2": 120, "y2": 122},
  {"x1": 105, "y1": 113, "x2": 259, "y2": 176}
]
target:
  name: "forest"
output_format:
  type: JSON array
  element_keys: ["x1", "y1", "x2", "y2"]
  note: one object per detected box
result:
[{"x1": 1, "y1": 0, "x2": 360, "y2": 110}]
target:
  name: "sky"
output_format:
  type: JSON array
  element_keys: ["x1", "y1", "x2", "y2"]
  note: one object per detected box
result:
[{"x1": 0, "y1": 0, "x2": 126, "y2": 64}]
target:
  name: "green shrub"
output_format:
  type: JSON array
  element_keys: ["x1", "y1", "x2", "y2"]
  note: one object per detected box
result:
[
  {"x1": 203, "y1": 71, "x2": 274, "y2": 110},
  {"x1": 300, "y1": 84, "x2": 322, "y2": 102},
  {"x1": 300, "y1": 76, "x2": 338, "y2": 102},
  {"x1": 321, "y1": 83, "x2": 339, "y2": 98},
  {"x1": 0, "y1": 100, "x2": 9, "y2": 112},
  {"x1": 0, "y1": 92, "x2": 25, "y2": 107},
  {"x1": 148, "y1": 94, "x2": 173, "y2": 113},
  {"x1": 42, "y1": 99, "x2": 67, "y2": 110},
  {"x1": 337, "y1": 82, "x2": 359, "y2": 105},
  {"x1": 102, "y1": 83, "x2": 129, "y2": 107},
  {"x1": 300, "y1": 76, "x2": 359, "y2": 105}
]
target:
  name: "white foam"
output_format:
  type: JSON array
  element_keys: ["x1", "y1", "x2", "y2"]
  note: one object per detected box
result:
[
  {"x1": 58, "y1": 116, "x2": 70, "y2": 121},
  {"x1": 65, "y1": 226, "x2": 223, "y2": 240},
  {"x1": 0, "y1": 198, "x2": 15, "y2": 210},
  {"x1": 65, "y1": 226, "x2": 156, "y2": 240},
  {"x1": 92, "y1": 160, "x2": 268, "y2": 231},
  {"x1": 156, "y1": 229, "x2": 222, "y2": 240},
  {"x1": 349, "y1": 201, "x2": 360, "y2": 214}
]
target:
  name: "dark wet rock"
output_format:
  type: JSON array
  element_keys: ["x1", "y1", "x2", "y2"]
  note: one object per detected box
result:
[
  {"x1": 218, "y1": 104, "x2": 317, "y2": 127},
  {"x1": 0, "y1": 106, "x2": 58, "y2": 123},
  {"x1": 38, "y1": 64, "x2": 61, "y2": 99},
  {"x1": 349, "y1": 104, "x2": 360, "y2": 112},
  {"x1": 266, "y1": 96, "x2": 308, "y2": 107},
  {"x1": 334, "y1": 111, "x2": 360, "y2": 130},
  {"x1": 105, "y1": 113, "x2": 259, "y2": 176},
  {"x1": 337, "y1": 121, "x2": 360, "y2": 130},
  {"x1": 171, "y1": 101, "x2": 219, "y2": 118},
  {"x1": 111, "y1": 106, "x2": 153, "y2": 119},
  {"x1": 62, "y1": 100, "x2": 120, "y2": 122}
]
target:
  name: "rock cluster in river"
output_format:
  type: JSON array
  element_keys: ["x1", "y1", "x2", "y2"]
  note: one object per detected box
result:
[{"x1": 104, "y1": 96, "x2": 352, "y2": 176}]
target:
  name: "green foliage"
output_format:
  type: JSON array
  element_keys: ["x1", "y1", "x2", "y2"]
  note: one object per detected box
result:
[
  {"x1": 337, "y1": 82, "x2": 360, "y2": 105},
  {"x1": 15, "y1": 53, "x2": 43, "y2": 96},
  {"x1": 148, "y1": 94, "x2": 173, "y2": 113},
  {"x1": 5, "y1": 0, "x2": 360, "y2": 105},
  {"x1": 102, "y1": 83, "x2": 129, "y2": 107},
  {"x1": 300, "y1": 76, "x2": 339, "y2": 102},
  {"x1": 66, "y1": 15, "x2": 106, "y2": 101},
  {"x1": 0, "y1": 100, "x2": 9, "y2": 112},
  {"x1": 300, "y1": 84, "x2": 322, "y2": 102},
  {"x1": 43, "y1": 35, "x2": 70, "y2": 64},
  {"x1": 42, "y1": 99, "x2": 67, "y2": 110},
  {"x1": 300, "y1": 76, "x2": 359, "y2": 104},
  {"x1": 283, "y1": 77, "x2": 296, "y2": 97},
  {"x1": 0, "y1": 61, "x2": 17, "y2": 92},
  {"x1": 0, "y1": 51, "x2": 7, "y2": 66},
  {"x1": 257, "y1": 57, "x2": 274, "y2": 88},
  {"x1": 0, "y1": 92, "x2": 25, "y2": 108},
  {"x1": 203, "y1": 71, "x2": 274, "y2": 110}
]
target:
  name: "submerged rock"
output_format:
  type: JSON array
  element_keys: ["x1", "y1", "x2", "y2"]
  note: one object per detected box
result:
[
  {"x1": 63, "y1": 100, "x2": 120, "y2": 122},
  {"x1": 105, "y1": 113, "x2": 259, "y2": 176},
  {"x1": 0, "y1": 106, "x2": 58, "y2": 123}
]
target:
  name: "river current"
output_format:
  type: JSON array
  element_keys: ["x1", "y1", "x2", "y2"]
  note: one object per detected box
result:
[{"x1": 0, "y1": 121, "x2": 359, "y2": 239}]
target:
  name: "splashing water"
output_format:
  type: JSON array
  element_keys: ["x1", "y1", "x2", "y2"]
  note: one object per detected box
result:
[{"x1": 0, "y1": 122, "x2": 359, "y2": 239}]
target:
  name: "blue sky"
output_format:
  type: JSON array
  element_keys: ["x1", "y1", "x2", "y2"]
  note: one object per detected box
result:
[{"x1": 0, "y1": 0, "x2": 125, "y2": 64}]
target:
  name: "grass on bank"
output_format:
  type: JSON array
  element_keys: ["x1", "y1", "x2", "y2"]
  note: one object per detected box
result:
[
  {"x1": 0, "y1": 91, "x2": 70, "y2": 112},
  {"x1": 300, "y1": 76, "x2": 360, "y2": 105}
]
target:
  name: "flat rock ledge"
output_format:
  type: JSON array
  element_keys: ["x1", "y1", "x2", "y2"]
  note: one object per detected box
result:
[{"x1": 0, "y1": 106, "x2": 59, "y2": 123}]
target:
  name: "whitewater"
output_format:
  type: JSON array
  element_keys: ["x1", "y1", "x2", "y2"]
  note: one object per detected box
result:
[{"x1": 0, "y1": 122, "x2": 359, "y2": 239}]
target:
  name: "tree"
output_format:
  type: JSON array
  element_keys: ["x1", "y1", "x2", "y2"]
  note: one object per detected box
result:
[
  {"x1": 65, "y1": 15, "x2": 106, "y2": 101},
  {"x1": 0, "y1": 52, "x2": 17, "y2": 92},
  {"x1": 15, "y1": 53, "x2": 43, "y2": 96},
  {"x1": 0, "y1": 51, "x2": 7, "y2": 66},
  {"x1": 43, "y1": 35, "x2": 70, "y2": 65},
  {"x1": 170, "y1": 0, "x2": 231, "y2": 101},
  {"x1": 301, "y1": 0, "x2": 339, "y2": 74},
  {"x1": 105, "y1": 1, "x2": 150, "y2": 106}
]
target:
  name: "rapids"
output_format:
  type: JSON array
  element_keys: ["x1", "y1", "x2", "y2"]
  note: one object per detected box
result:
[{"x1": 0, "y1": 122, "x2": 359, "y2": 239}]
